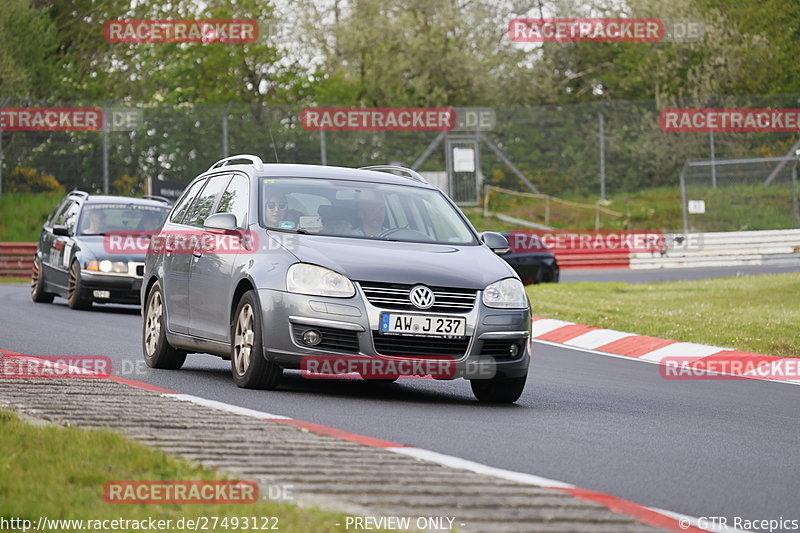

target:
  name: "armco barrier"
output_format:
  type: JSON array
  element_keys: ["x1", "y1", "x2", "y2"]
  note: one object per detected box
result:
[
  {"x1": 0, "y1": 242, "x2": 36, "y2": 278},
  {"x1": 630, "y1": 229, "x2": 800, "y2": 269}
]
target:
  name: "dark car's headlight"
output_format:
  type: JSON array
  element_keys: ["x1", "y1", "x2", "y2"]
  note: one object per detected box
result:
[
  {"x1": 482, "y1": 278, "x2": 527, "y2": 308},
  {"x1": 286, "y1": 263, "x2": 355, "y2": 298},
  {"x1": 87, "y1": 260, "x2": 128, "y2": 274}
]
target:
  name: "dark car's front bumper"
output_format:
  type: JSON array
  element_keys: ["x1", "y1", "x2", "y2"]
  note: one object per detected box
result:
[{"x1": 81, "y1": 266, "x2": 144, "y2": 304}]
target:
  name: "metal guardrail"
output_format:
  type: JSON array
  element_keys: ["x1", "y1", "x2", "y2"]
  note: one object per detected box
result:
[{"x1": 0, "y1": 242, "x2": 36, "y2": 278}]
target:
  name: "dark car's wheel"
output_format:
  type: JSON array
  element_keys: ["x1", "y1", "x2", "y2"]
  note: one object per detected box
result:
[
  {"x1": 67, "y1": 261, "x2": 92, "y2": 310},
  {"x1": 142, "y1": 282, "x2": 186, "y2": 369},
  {"x1": 470, "y1": 373, "x2": 527, "y2": 403},
  {"x1": 231, "y1": 291, "x2": 282, "y2": 389},
  {"x1": 31, "y1": 256, "x2": 55, "y2": 303}
]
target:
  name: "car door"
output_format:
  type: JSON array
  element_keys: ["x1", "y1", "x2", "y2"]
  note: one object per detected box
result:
[
  {"x1": 189, "y1": 173, "x2": 251, "y2": 342},
  {"x1": 45, "y1": 200, "x2": 81, "y2": 290},
  {"x1": 161, "y1": 178, "x2": 207, "y2": 334},
  {"x1": 173, "y1": 173, "x2": 231, "y2": 340}
]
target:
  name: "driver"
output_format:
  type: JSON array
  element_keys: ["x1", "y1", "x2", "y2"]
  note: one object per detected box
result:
[
  {"x1": 354, "y1": 194, "x2": 387, "y2": 237},
  {"x1": 265, "y1": 194, "x2": 289, "y2": 227},
  {"x1": 82, "y1": 210, "x2": 106, "y2": 234}
]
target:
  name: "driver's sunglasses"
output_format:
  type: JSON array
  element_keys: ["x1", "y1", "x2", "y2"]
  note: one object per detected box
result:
[{"x1": 267, "y1": 201, "x2": 287, "y2": 210}]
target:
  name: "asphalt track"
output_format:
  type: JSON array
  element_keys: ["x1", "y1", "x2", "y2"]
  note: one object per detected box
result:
[{"x1": 1, "y1": 281, "x2": 798, "y2": 528}]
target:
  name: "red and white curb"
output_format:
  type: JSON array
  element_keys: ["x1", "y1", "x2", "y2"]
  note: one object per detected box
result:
[
  {"x1": 532, "y1": 317, "x2": 799, "y2": 386},
  {"x1": 1, "y1": 348, "x2": 757, "y2": 532}
]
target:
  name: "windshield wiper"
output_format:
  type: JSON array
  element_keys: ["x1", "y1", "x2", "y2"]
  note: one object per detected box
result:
[{"x1": 267, "y1": 227, "x2": 310, "y2": 235}]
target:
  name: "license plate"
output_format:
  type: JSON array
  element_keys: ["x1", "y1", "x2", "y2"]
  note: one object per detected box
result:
[{"x1": 380, "y1": 313, "x2": 466, "y2": 337}]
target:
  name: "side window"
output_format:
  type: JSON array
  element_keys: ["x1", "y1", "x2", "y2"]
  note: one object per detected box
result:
[
  {"x1": 53, "y1": 201, "x2": 80, "y2": 233},
  {"x1": 46, "y1": 198, "x2": 68, "y2": 226},
  {"x1": 169, "y1": 179, "x2": 206, "y2": 224},
  {"x1": 182, "y1": 174, "x2": 230, "y2": 228},
  {"x1": 216, "y1": 174, "x2": 249, "y2": 227}
]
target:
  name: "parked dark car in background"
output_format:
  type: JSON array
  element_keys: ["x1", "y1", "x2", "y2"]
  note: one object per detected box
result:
[
  {"x1": 498, "y1": 231, "x2": 560, "y2": 285},
  {"x1": 31, "y1": 191, "x2": 172, "y2": 309}
]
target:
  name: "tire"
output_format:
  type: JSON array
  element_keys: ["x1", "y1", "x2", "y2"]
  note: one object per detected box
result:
[
  {"x1": 470, "y1": 373, "x2": 528, "y2": 403},
  {"x1": 30, "y1": 256, "x2": 55, "y2": 303},
  {"x1": 231, "y1": 291, "x2": 282, "y2": 389},
  {"x1": 142, "y1": 282, "x2": 186, "y2": 369},
  {"x1": 67, "y1": 261, "x2": 92, "y2": 310}
]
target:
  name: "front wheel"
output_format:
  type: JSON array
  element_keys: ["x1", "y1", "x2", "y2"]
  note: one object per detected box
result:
[
  {"x1": 470, "y1": 373, "x2": 527, "y2": 403},
  {"x1": 31, "y1": 256, "x2": 55, "y2": 303},
  {"x1": 67, "y1": 261, "x2": 92, "y2": 310},
  {"x1": 231, "y1": 291, "x2": 282, "y2": 390},
  {"x1": 142, "y1": 282, "x2": 186, "y2": 369}
]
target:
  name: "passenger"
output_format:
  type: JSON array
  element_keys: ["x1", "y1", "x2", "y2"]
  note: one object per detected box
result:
[{"x1": 265, "y1": 194, "x2": 289, "y2": 227}]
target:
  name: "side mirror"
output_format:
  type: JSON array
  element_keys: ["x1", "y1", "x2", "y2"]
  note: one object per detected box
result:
[
  {"x1": 52, "y1": 225, "x2": 70, "y2": 237},
  {"x1": 480, "y1": 231, "x2": 510, "y2": 254},
  {"x1": 203, "y1": 212, "x2": 238, "y2": 232}
]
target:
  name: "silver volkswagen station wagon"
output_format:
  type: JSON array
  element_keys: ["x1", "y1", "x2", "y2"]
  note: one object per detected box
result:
[{"x1": 141, "y1": 155, "x2": 531, "y2": 403}]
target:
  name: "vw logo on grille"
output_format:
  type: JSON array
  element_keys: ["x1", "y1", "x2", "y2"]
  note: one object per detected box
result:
[{"x1": 409, "y1": 285, "x2": 435, "y2": 309}]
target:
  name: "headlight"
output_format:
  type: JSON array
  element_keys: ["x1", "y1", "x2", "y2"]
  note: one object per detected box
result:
[
  {"x1": 286, "y1": 263, "x2": 355, "y2": 298},
  {"x1": 482, "y1": 278, "x2": 528, "y2": 309},
  {"x1": 88, "y1": 260, "x2": 127, "y2": 273}
]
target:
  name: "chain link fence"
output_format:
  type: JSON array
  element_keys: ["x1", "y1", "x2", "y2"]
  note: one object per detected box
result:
[{"x1": 1, "y1": 96, "x2": 799, "y2": 230}]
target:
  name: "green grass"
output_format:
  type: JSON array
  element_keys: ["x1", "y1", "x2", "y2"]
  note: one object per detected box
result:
[
  {"x1": 528, "y1": 273, "x2": 800, "y2": 357},
  {"x1": 461, "y1": 208, "x2": 520, "y2": 232},
  {"x1": 0, "y1": 409, "x2": 399, "y2": 532},
  {"x1": 0, "y1": 193, "x2": 62, "y2": 241}
]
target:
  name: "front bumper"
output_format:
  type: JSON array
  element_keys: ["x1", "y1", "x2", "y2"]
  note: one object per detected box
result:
[
  {"x1": 81, "y1": 266, "x2": 144, "y2": 304},
  {"x1": 258, "y1": 284, "x2": 531, "y2": 380}
]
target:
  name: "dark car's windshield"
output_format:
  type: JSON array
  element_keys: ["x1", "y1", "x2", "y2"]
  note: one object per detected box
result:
[
  {"x1": 78, "y1": 203, "x2": 170, "y2": 235},
  {"x1": 260, "y1": 178, "x2": 477, "y2": 245}
]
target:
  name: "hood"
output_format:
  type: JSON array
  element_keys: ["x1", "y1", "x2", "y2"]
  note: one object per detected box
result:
[
  {"x1": 77, "y1": 235, "x2": 148, "y2": 263},
  {"x1": 281, "y1": 234, "x2": 517, "y2": 289}
]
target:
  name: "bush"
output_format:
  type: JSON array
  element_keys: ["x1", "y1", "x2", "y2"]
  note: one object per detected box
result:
[{"x1": 5, "y1": 167, "x2": 65, "y2": 194}]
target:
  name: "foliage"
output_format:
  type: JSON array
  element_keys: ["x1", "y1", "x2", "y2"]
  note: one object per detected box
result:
[{"x1": 4, "y1": 167, "x2": 64, "y2": 194}]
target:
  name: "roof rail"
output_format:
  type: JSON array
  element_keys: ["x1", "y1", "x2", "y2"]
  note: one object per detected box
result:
[
  {"x1": 142, "y1": 195, "x2": 172, "y2": 204},
  {"x1": 359, "y1": 165, "x2": 429, "y2": 184},
  {"x1": 208, "y1": 154, "x2": 264, "y2": 172},
  {"x1": 68, "y1": 189, "x2": 89, "y2": 198}
]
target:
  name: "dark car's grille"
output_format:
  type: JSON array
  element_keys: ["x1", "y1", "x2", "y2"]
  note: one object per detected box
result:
[
  {"x1": 359, "y1": 282, "x2": 477, "y2": 313},
  {"x1": 372, "y1": 332, "x2": 470, "y2": 358},
  {"x1": 480, "y1": 339, "x2": 523, "y2": 361},
  {"x1": 292, "y1": 325, "x2": 359, "y2": 353}
]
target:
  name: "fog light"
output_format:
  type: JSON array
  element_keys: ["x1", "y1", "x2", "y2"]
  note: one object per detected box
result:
[
  {"x1": 93, "y1": 290, "x2": 110, "y2": 299},
  {"x1": 509, "y1": 344, "x2": 520, "y2": 357},
  {"x1": 302, "y1": 329, "x2": 322, "y2": 346}
]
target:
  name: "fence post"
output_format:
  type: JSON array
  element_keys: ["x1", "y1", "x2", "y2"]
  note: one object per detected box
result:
[
  {"x1": 320, "y1": 130, "x2": 327, "y2": 165},
  {"x1": 102, "y1": 103, "x2": 110, "y2": 194},
  {"x1": 0, "y1": 97, "x2": 8, "y2": 196},
  {"x1": 680, "y1": 163, "x2": 689, "y2": 236},
  {"x1": 222, "y1": 102, "x2": 232, "y2": 158},
  {"x1": 709, "y1": 130, "x2": 717, "y2": 188},
  {"x1": 598, "y1": 103, "x2": 606, "y2": 200}
]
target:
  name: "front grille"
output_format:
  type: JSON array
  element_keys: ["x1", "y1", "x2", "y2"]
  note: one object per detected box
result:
[
  {"x1": 480, "y1": 339, "x2": 523, "y2": 361},
  {"x1": 372, "y1": 332, "x2": 470, "y2": 358},
  {"x1": 359, "y1": 282, "x2": 477, "y2": 313},
  {"x1": 292, "y1": 325, "x2": 359, "y2": 353}
]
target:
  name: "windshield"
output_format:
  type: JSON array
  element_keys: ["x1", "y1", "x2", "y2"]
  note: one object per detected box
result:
[
  {"x1": 78, "y1": 203, "x2": 170, "y2": 235},
  {"x1": 260, "y1": 178, "x2": 477, "y2": 245}
]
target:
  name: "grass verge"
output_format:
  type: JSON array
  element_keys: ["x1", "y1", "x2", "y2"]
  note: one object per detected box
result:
[
  {"x1": 0, "y1": 409, "x2": 394, "y2": 532},
  {"x1": 0, "y1": 193, "x2": 62, "y2": 241},
  {"x1": 528, "y1": 272, "x2": 800, "y2": 357}
]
